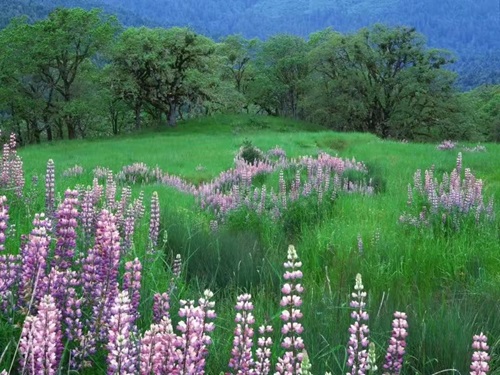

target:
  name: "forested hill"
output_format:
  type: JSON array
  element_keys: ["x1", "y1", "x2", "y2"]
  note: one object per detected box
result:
[{"x1": 2, "y1": 0, "x2": 500, "y2": 89}]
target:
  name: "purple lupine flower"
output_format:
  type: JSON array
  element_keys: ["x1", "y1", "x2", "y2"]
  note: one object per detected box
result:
[
  {"x1": 383, "y1": 311, "x2": 408, "y2": 374},
  {"x1": 176, "y1": 289, "x2": 216, "y2": 374},
  {"x1": 470, "y1": 332, "x2": 490, "y2": 375},
  {"x1": 45, "y1": 159, "x2": 56, "y2": 218},
  {"x1": 53, "y1": 189, "x2": 79, "y2": 271},
  {"x1": 81, "y1": 209, "x2": 121, "y2": 345},
  {"x1": 19, "y1": 294, "x2": 63, "y2": 375},
  {"x1": 276, "y1": 245, "x2": 305, "y2": 375},
  {"x1": 12, "y1": 155, "x2": 24, "y2": 197},
  {"x1": 19, "y1": 213, "x2": 52, "y2": 310},
  {"x1": 123, "y1": 258, "x2": 142, "y2": 320},
  {"x1": 168, "y1": 253, "x2": 182, "y2": 294},
  {"x1": 105, "y1": 170, "x2": 116, "y2": 210},
  {"x1": 255, "y1": 325, "x2": 273, "y2": 375},
  {"x1": 81, "y1": 187, "x2": 96, "y2": 245},
  {"x1": 134, "y1": 190, "x2": 145, "y2": 219},
  {"x1": 228, "y1": 293, "x2": 255, "y2": 374},
  {"x1": 0, "y1": 196, "x2": 8, "y2": 251},
  {"x1": 346, "y1": 273, "x2": 370, "y2": 375},
  {"x1": 153, "y1": 292, "x2": 171, "y2": 324},
  {"x1": 123, "y1": 204, "x2": 136, "y2": 253},
  {"x1": 0, "y1": 254, "x2": 21, "y2": 313},
  {"x1": 139, "y1": 314, "x2": 176, "y2": 375},
  {"x1": 107, "y1": 290, "x2": 138, "y2": 375},
  {"x1": 148, "y1": 191, "x2": 160, "y2": 252}
]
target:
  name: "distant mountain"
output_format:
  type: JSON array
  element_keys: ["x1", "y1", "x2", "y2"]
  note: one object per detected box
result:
[{"x1": 2, "y1": 0, "x2": 499, "y2": 89}]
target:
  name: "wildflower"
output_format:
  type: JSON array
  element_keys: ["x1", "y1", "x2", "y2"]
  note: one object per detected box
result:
[
  {"x1": 470, "y1": 332, "x2": 490, "y2": 375},
  {"x1": 276, "y1": 245, "x2": 305, "y2": 374},
  {"x1": 346, "y1": 273, "x2": 370, "y2": 375},
  {"x1": 383, "y1": 311, "x2": 408, "y2": 374}
]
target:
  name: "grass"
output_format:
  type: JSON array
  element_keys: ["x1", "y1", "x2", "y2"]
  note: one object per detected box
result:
[{"x1": 4, "y1": 113, "x2": 500, "y2": 374}]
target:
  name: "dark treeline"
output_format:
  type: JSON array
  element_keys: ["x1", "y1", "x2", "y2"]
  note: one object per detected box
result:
[
  {"x1": 2, "y1": 0, "x2": 499, "y2": 90},
  {"x1": 0, "y1": 8, "x2": 498, "y2": 144}
]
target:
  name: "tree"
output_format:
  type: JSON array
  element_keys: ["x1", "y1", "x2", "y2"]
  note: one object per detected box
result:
[
  {"x1": 111, "y1": 27, "x2": 217, "y2": 127},
  {"x1": 307, "y1": 25, "x2": 459, "y2": 139},
  {"x1": 248, "y1": 35, "x2": 309, "y2": 118},
  {"x1": 0, "y1": 8, "x2": 119, "y2": 141}
]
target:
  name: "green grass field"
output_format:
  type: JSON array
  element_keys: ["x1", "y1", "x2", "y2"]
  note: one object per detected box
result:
[{"x1": 4, "y1": 114, "x2": 500, "y2": 374}]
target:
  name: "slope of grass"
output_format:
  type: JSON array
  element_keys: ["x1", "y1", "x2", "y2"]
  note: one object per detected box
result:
[{"x1": 8, "y1": 114, "x2": 500, "y2": 374}]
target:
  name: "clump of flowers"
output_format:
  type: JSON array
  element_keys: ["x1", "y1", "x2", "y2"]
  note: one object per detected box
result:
[
  {"x1": 116, "y1": 162, "x2": 152, "y2": 184},
  {"x1": 93, "y1": 166, "x2": 112, "y2": 180},
  {"x1": 0, "y1": 133, "x2": 24, "y2": 197},
  {"x1": 463, "y1": 144, "x2": 487, "y2": 153},
  {"x1": 400, "y1": 153, "x2": 495, "y2": 230},
  {"x1": 437, "y1": 140, "x2": 457, "y2": 150},
  {"x1": 63, "y1": 164, "x2": 84, "y2": 178}
]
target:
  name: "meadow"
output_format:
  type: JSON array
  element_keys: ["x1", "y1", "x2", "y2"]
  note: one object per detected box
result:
[{"x1": 0, "y1": 114, "x2": 499, "y2": 374}]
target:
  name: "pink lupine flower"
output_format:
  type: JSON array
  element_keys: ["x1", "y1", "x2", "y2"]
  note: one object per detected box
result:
[
  {"x1": 383, "y1": 311, "x2": 408, "y2": 374},
  {"x1": 176, "y1": 289, "x2": 216, "y2": 374},
  {"x1": 148, "y1": 191, "x2": 160, "y2": 252},
  {"x1": 105, "y1": 170, "x2": 116, "y2": 210},
  {"x1": 0, "y1": 254, "x2": 21, "y2": 313},
  {"x1": 20, "y1": 213, "x2": 52, "y2": 309},
  {"x1": 107, "y1": 290, "x2": 138, "y2": 375},
  {"x1": 0, "y1": 196, "x2": 8, "y2": 251},
  {"x1": 276, "y1": 245, "x2": 305, "y2": 375},
  {"x1": 255, "y1": 325, "x2": 273, "y2": 375},
  {"x1": 346, "y1": 273, "x2": 370, "y2": 375},
  {"x1": 228, "y1": 293, "x2": 255, "y2": 374},
  {"x1": 470, "y1": 332, "x2": 490, "y2": 375},
  {"x1": 19, "y1": 294, "x2": 63, "y2": 375},
  {"x1": 45, "y1": 159, "x2": 56, "y2": 217},
  {"x1": 123, "y1": 258, "x2": 142, "y2": 319},
  {"x1": 53, "y1": 189, "x2": 79, "y2": 271},
  {"x1": 81, "y1": 187, "x2": 96, "y2": 244}
]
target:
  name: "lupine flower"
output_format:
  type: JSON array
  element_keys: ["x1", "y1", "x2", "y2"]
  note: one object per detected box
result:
[
  {"x1": 0, "y1": 254, "x2": 21, "y2": 313},
  {"x1": 45, "y1": 160, "x2": 56, "y2": 218},
  {"x1": 53, "y1": 189, "x2": 79, "y2": 271},
  {"x1": 148, "y1": 191, "x2": 160, "y2": 252},
  {"x1": 20, "y1": 213, "x2": 52, "y2": 309},
  {"x1": 470, "y1": 332, "x2": 490, "y2": 375},
  {"x1": 19, "y1": 295, "x2": 63, "y2": 375},
  {"x1": 107, "y1": 290, "x2": 138, "y2": 375},
  {"x1": 81, "y1": 187, "x2": 96, "y2": 244},
  {"x1": 105, "y1": 170, "x2": 116, "y2": 210},
  {"x1": 346, "y1": 273, "x2": 370, "y2": 375},
  {"x1": 228, "y1": 293, "x2": 255, "y2": 374},
  {"x1": 176, "y1": 289, "x2": 216, "y2": 374},
  {"x1": 0, "y1": 196, "x2": 8, "y2": 251},
  {"x1": 123, "y1": 258, "x2": 142, "y2": 320},
  {"x1": 81, "y1": 209, "x2": 121, "y2": 345},
  {"x1": 276, "y1": 245, "x2": 305, "y2": 375},
  {"x1": 255, "y1": 325, "x2": 273, "y2": 375},
  {"x1": 153, "y1": 292, "x2": 171, "y2": 324},
  {"x1": 383, "y1": 311, "x2": 408, "y2": 374}
]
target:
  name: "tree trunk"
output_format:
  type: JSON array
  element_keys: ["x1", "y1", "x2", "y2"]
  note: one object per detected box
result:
[
  {"x1": 133, "y1": 102, "x2": 141, "y2": 130},
  {"x1": 167, "y1": 98, "x2": 177, "y2": 127},
  {"x1": 46, "y1": 125, "x2": 53, "y2": 142}
]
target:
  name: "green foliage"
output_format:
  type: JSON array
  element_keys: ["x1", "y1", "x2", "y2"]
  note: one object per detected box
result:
[{"x1": 238, "y1": 139, "x2": 264, "y2": 164}]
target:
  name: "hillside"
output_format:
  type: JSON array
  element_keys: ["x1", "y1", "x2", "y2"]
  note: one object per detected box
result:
[{"x1": 1, "y1": 0, "x2": 499, "y2": 88}]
